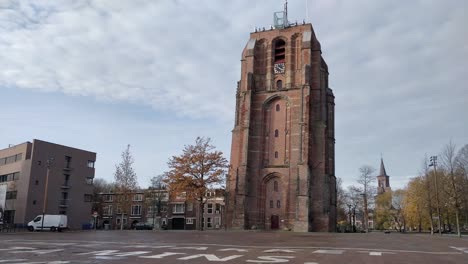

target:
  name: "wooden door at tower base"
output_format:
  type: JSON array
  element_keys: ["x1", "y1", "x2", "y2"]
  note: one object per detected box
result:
[{"x1": 271, "y1": 215, "x2": 279, "y2": 229}]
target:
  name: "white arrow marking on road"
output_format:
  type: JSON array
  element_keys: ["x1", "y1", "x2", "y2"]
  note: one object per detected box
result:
[
  {"x1": 247, "y1": 256, "x2": 295, "y2": 263},
  {"x1": 177, "y1": 254, "x2": 244, "y2": 261},
  {"x1": 139, "y1": 252, "x2": 186, "y2": 259},
  {"x1": 312, "y1": 249, "x2": 344, "y2": 255},
  {"x1": 263, "y1": 249, "x2": 297, "y2": 253},
  {"x1": 218, "y1": 248, "x2": 249, "y2": 252},
  {"x1": 172, "y1": 246, "x2": 208, "y2": 250}
]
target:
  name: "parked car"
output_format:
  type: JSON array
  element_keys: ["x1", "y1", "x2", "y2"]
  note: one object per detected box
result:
[
  {"x1": 27, "y1": 215, "x2": 67, "y2": 232},
  {"x1": 134, "y1": 223, "x2": 153, "y2": 230}
]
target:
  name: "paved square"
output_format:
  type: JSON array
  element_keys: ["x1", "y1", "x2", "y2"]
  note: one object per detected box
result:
[{"x1": 0, "y1": 231, "x2": 467, "y2": 263}]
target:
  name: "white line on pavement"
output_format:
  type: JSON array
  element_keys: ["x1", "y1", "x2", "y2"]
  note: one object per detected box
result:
[{"x1": 312, "y1": 249, "x2": 344, "y2": 255}]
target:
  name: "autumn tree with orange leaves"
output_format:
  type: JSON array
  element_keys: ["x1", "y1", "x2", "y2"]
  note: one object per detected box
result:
[{"x1": 164, "y1": 137, "x2": 228, "y2": 230}]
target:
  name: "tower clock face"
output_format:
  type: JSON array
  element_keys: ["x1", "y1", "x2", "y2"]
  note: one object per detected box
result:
[{"x1": 274, "y1": 63, "x2": 285, "y2": 74}]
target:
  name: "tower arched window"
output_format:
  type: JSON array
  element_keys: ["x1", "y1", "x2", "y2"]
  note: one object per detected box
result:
[
  {"x1": 277, "y1": 200, "x2": 281, "y2": 208},
  {"x1": 274, "y1": 181, "x2": 278, "y2": 192},
  {"x1": 274, "y1": 40, "x2": 286, "y2": 63},
  {"x1": 270, "y1": 200, "x2": 274, "y2": 208},
  {"x1": 274, "y1": 129, "x2": 279, "y2": 137},
  {"x1": 276, "y1": 104, "x2": 280, "y2": 111},
  {"x1": 274, "y1": 151, "x2": 278, "y2": 159},
  {"x1": 276, "y1": 80, "x2": 282, "y2": 90}
]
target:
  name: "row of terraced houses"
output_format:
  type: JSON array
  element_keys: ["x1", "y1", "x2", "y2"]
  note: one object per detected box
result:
[{"x1": 0, "y1": 139, "x2": 225, "y2": 231}]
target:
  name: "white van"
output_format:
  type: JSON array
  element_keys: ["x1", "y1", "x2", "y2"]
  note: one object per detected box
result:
[{"x1": 27, "y1": 214, "x2": 67, "y2": 232}]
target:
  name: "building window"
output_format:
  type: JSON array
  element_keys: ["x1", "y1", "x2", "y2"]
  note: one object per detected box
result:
[
  {"x1": 276, "y1": 80, "x2": 282, "y2": 90},
  {"x1": 117, "y1": 206, "x2": 122, "y2": 214},
  {"x1": 207, "y1": 217, "x2": 212, "y2": 228},
  {"x1": 59, "y1": 211, "x2": 67, "y2": 215},
  {"x1": 270, "y1": 200, "x2": 274, "y2": 208},
  {"x1": 276, "y1": 104, "x2": 280, "y2": 111},
  {"x1": 133, "y1": 194, "x2": 143, "y2": 201},
  {"x1": 103, "y1": 194, "x2": 113, "y2": 202},
  {"x1": 104, "y1": 205, "x2": 113, "y2": 215},
  {"x1": 131, "y1": 205, "x2": 142, "y2": 215},
  {"x1": 186, "y1": 218, "x2": 194, "y2": 224},
  {"x1": 274, "y1": 151, "x2": 278, "y2": 159},
  {"x1": 207, "y1": 203, "x2": 213, "y2": 214},
  {"x1": 173, "y1": 203, "x2": 185, "y2": 214},
  {"x1": 0, "y1": 172, "x2": 19, "y2": 182},
  {"x1": 277, "y1": 200, "x2": 281, "y2": 208},
  {"x1": 274, "y1": 129, "x2": 279, "y2": 137},
  {"x1": 64, "y1": 156, "x2": 72, "y2": 168},
  {"x1": 84, "y1": 194, "x2": 92, "y2": 202},
  {"x1": 214, "y1": 217, "x2": 221, "y2": 228},
  {"x1": 187, "y1": 202, "x2": 193, "y2": 211},
  {"x1": 87, "y1": 160, "x2": 95, "y2": 168},
  {"x1": 274, "y1": 181, "x2": 278, "y2": 192},
  {"x1": 35, "y1": 180, "x2": 39, "y2": 185},
  {"x1": 86, "y1": 177, "x2": 93, "y2": 185},
  {"x1": 6, "y1": 191, "x2": 17, "y2": 200},
  {"x1": 215, "y1": 203, "x2": 221, "y2": 214},
  {"x1": 33, "y1": 200, "x2": 36, "y2": 205},
  {"x1": 63, "y1": 174, "x2": 70, "y2": 186}
]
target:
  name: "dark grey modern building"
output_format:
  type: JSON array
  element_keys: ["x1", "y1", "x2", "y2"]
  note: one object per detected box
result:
[{"x1": 0, "y1": 139, "x2": 96, "y2": 229}]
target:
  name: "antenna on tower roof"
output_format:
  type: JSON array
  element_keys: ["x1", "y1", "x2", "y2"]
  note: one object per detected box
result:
[{"x1": 274, "y1": 0, "x2": 289, "y2": 29}]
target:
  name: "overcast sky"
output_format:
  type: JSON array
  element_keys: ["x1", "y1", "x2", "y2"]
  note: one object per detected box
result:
[{"x1": 1, "y1": 0, "x2": 467, "y2": 190}]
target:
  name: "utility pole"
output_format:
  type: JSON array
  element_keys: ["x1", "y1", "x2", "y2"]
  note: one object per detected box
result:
[
  {"x1": 430, "y1": 156, "x2": 442, "y2": 235},
  {"x1": 41, "y1": 158, "x2": 53, "y2": 231}
]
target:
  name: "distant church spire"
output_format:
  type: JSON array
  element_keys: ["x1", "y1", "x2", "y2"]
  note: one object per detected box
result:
[
  {"x1": 379, "y1": 158, "x2": 388, "y2": 177},
  {"x1": 377, "y1": 157, "x2": 391, "y2": 194}
]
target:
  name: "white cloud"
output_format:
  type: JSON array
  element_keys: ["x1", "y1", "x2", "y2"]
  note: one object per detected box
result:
[{"x1": 1, "y1": 0, "x2": 467, "y2": 189}]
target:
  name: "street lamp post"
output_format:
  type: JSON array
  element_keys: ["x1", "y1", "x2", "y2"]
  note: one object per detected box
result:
[
  {"x1": 429, "y1": 156, "x2": 442, "y2": 236},
  {"x1": 41, "y1": 158, "x2": 53, "y2": 231}
]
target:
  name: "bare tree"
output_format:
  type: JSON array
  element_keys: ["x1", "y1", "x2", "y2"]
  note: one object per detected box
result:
[
  {"x1": 440, "y1": 141, "x2": 463, "y2": 237},
  {"x1": 356, "y1": 165, "x2": 376, "y2": 232},
  {"x1": 345, "y1": 185, "x2": 363, "y2": 232},
  {"x1": 114, "y1": 144, "x2": 138, "y2": 230},
  {"x1": 455, "y1": 144, "x2": 468, "y2": 228},
  {"x1": 165, "y1": 137, "x2": 228, "y2": 231},
  {"x1": 146, "y1": 174, "x2": 167, "y2": 229}
]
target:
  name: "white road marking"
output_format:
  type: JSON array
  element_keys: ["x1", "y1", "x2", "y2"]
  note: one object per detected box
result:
[
  {"x1": 247, "y1": 256, "x2": 295, "y2": 263},
  {"x1": 77, "y1": 250, "x2": 119, "y2": 256},
  {"x1": 113, "y1": 251, "x2": 151, "y2": 257},
  {"x1": 0, "y1": 260, "x2": 28, "y2": 263},
  {"x1": 369, "y1": 252, "x2": 382, "y2": 256},
  {"x1": 172, "y1": 246, "x2": 208, "y2": 250},
  {"x1": 0, "y1": 247, "x2": 36, "y2": 251},
  {"x1": 7, "y1": 260, "x2": 70, "y2": 264},
  {"x1": 177, "y1": 254, "x2": 244, "y2": 261},
  {"x1": 10, "y1": 249, "x2": 64, "y2": 255},
  {"x1": 263, "y1": 249, "x2": 297, "y2": 253},
  {"x1": 312, "y1": 249, "x2": 344, "y2": 255},
  {"x1": 304, "y1": 262, "x2": 318, "y2": 264},
  {"x1": 450, "y1": 246, "x2": 468, "y2": 254},
  {"x1": 124, "y1": 245, "x2": 174, "y2": 249},
  {"x1": 218, "y1": 248, "x2": 249, "y2": 252},
  {"x1": 139, "y1": 252, "x2": 186, "y2": 259}
]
